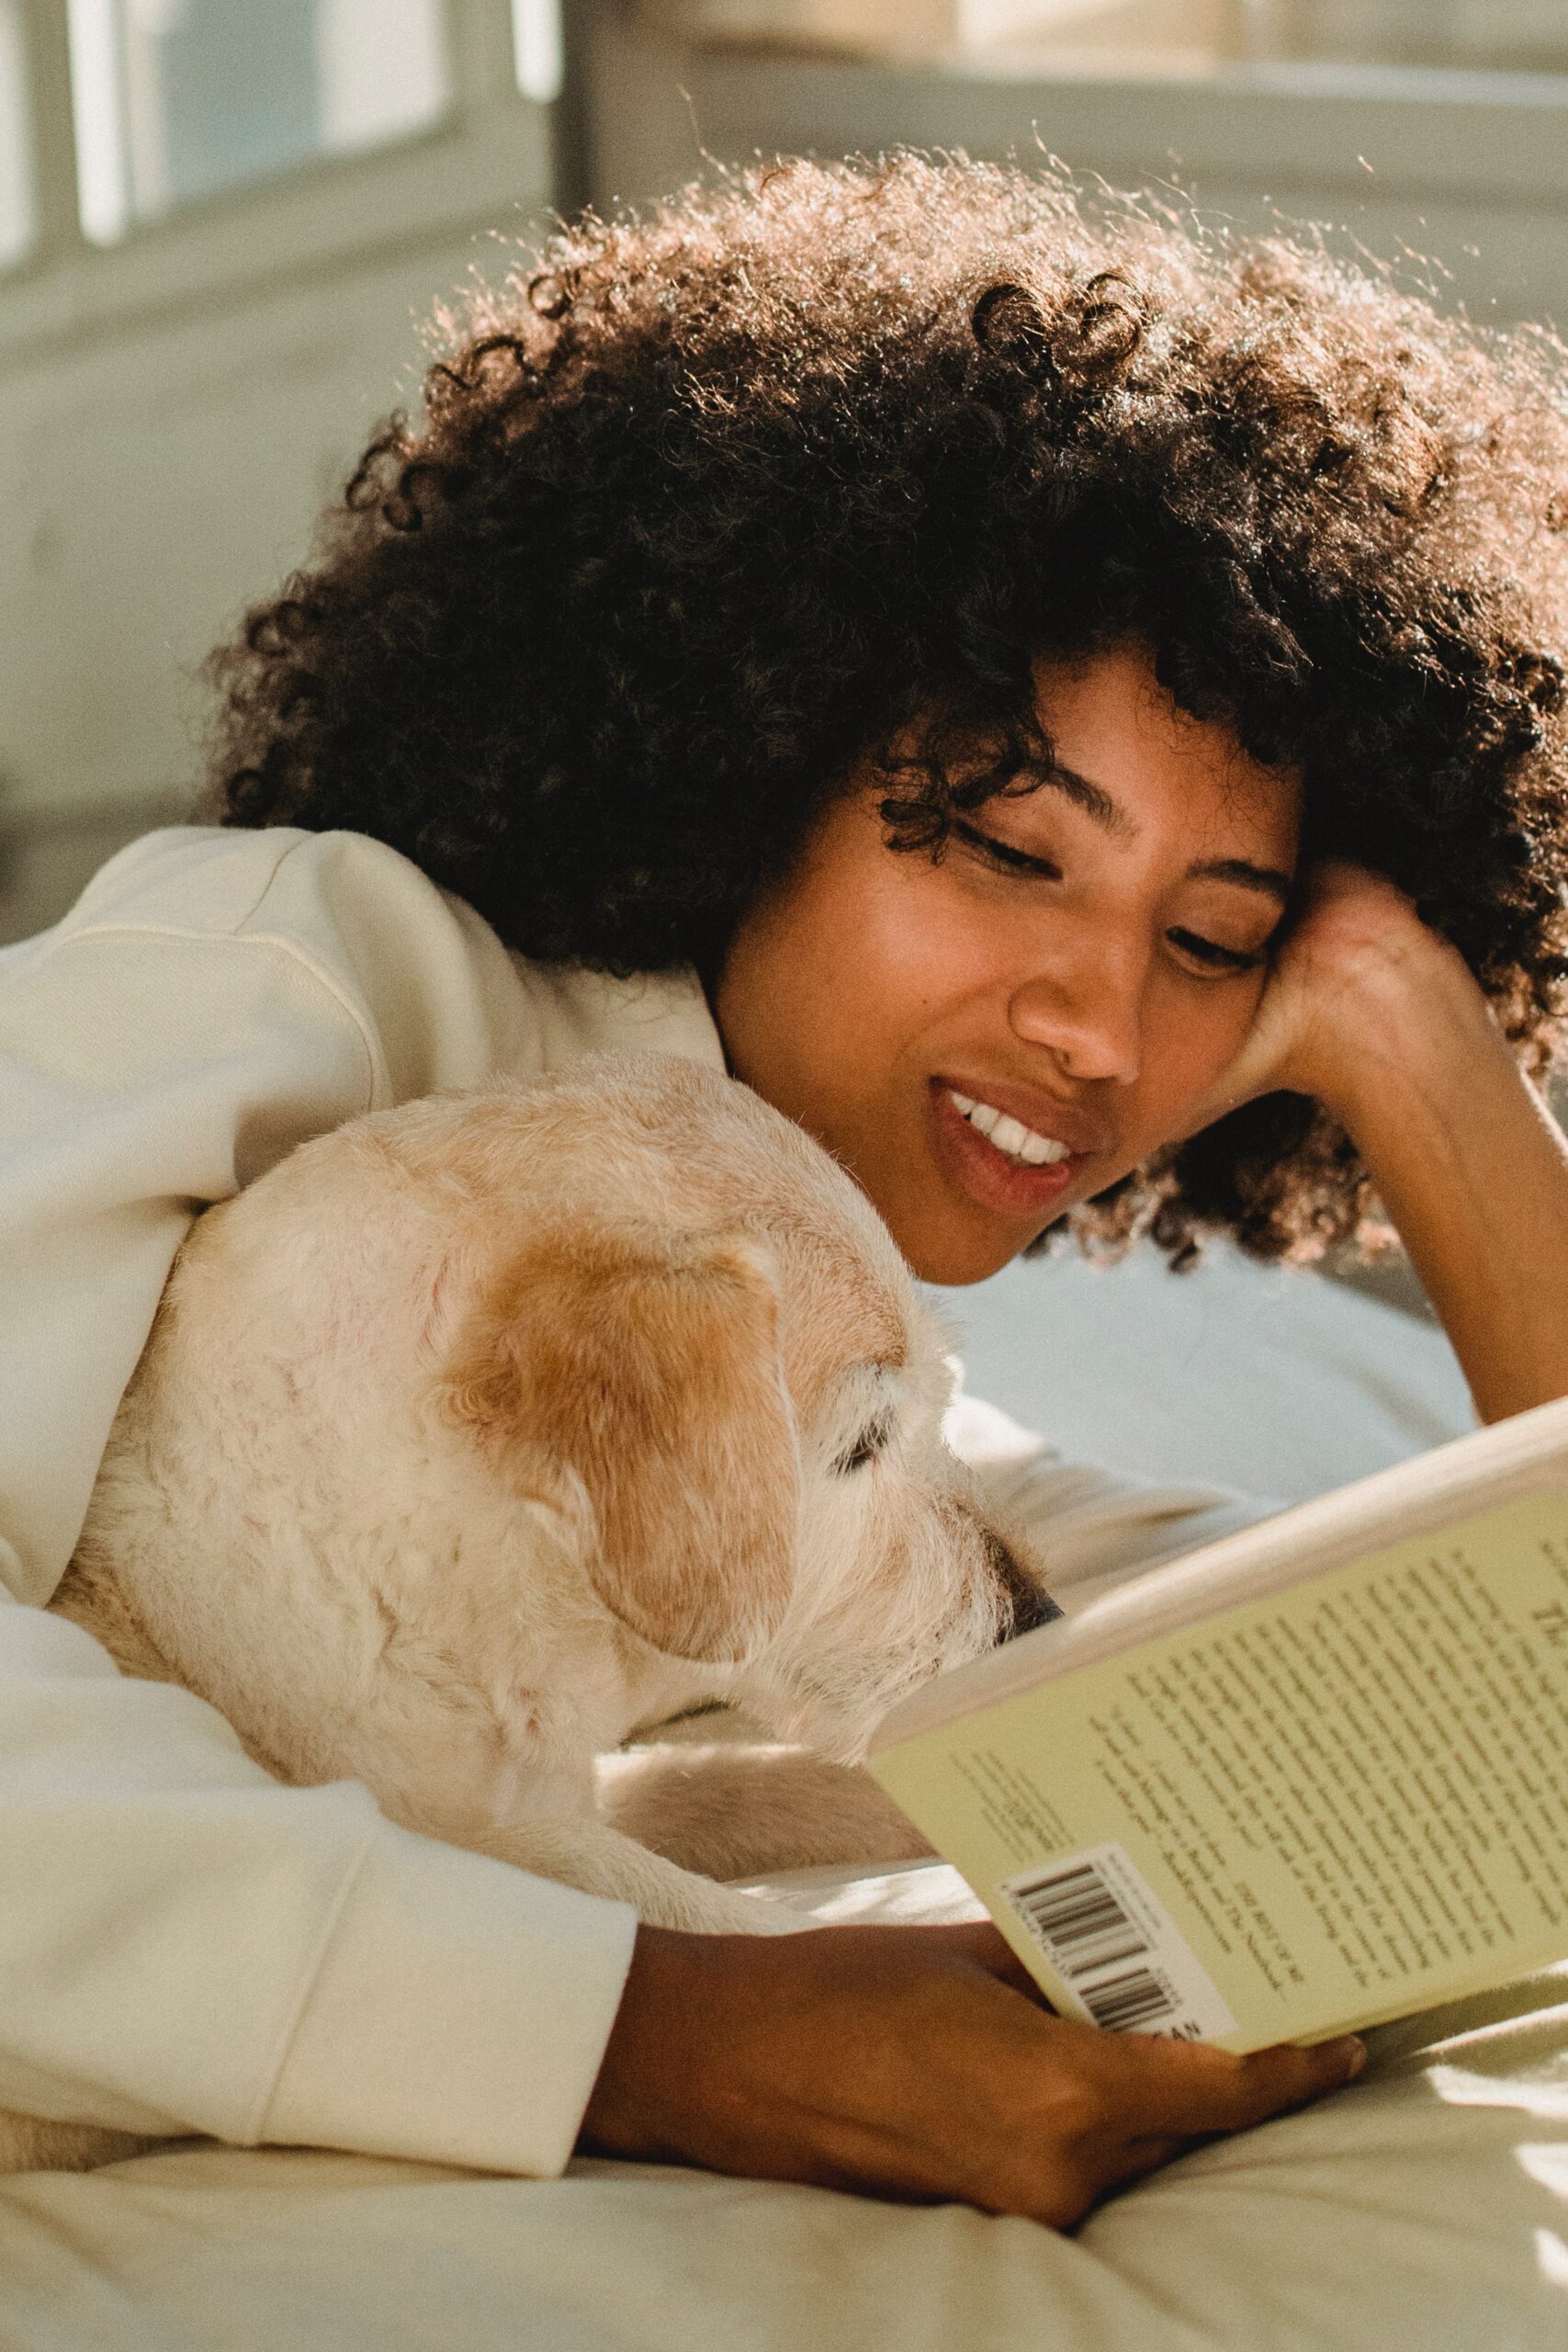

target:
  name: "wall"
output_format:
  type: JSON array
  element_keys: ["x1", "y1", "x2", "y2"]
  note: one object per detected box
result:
[
  {"x1": 3, "y1": 0, "x2": 1566, "y2": 948},
  {"x1": 0, "y1": 0, "x2": 551, "y2": 940}
]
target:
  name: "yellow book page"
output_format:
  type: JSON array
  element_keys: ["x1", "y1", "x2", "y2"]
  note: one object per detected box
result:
[{"x1": 871, "y1": 1493, "x2": 1568, "y2": 2050}]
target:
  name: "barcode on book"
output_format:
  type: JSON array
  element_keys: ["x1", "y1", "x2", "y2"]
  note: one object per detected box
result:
[{"x1": 1000, "y1": 1841, "x2": 1237, "y2": 2042}]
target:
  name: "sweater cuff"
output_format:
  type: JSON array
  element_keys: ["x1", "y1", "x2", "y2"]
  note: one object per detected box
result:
[{"x1": 258, "y1": 1823, "x2": 637, "y2": 2177}]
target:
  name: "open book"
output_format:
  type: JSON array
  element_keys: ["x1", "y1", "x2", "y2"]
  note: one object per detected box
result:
[{"x1": 869, "y1": 1396, "x2": 1568, "y2": 2050}]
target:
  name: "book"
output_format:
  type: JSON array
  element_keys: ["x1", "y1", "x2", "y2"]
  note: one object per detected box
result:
[{"x1": 868, "y1": 1395, "x2": 1568, "y2": 2051}]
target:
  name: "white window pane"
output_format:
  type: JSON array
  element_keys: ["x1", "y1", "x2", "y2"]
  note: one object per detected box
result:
[
  {"x1": 68, "y1": 0, "x2": 130, "y2": 243},
  {"x1": 317, "y1": 0, "x2": 447, "y2": 152},
  {"x1": 67, "y1": 0, "x2": 449, "y2": 243},
  {"x1": 0, "y1": 0, "x2": 35, "y2": 266},
  {"x1": 513, "y1": 0, "x2": 563, "y2": 104}
]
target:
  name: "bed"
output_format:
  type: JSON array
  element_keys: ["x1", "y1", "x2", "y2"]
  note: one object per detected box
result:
[{"x1": 3, "y1": 1245, "x2": 1562, "y2": 2350}]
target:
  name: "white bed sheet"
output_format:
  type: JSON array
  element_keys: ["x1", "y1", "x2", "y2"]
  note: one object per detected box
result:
[
  {"x1": 937, "y1": 1239, "x2": 1474, "y2": 1507},
  {"x1": 3, "y1": 1858, "x2": 1564, "y2": 2352}
]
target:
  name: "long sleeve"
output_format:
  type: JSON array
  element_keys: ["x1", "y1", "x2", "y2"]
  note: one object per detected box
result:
[
  {"x1": 0, "y1": 826, "x2": 636, "y2": 2172},
  {"x1": 943, "y1": 1385, "x2": 1283, "y2": 1612}
]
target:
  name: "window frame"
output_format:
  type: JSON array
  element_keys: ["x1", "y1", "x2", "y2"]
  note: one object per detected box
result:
[
  {"x1": 582, "y1": 16, "x2": 1568, "y2": 334},
  {"x1": 624, "y1": 43, "x2": 1568, "y2": 218},
  {"x1": 1, "y1": 0, "x2": 552, "y2": 366}
]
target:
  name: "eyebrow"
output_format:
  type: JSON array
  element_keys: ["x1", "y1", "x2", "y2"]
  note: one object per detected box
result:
[
  {"x1": 1026, "y1": 763, "x2": 1294, "y2": 899},
  {"x1": 1186, "y1": 856, "x2": 1294, "y2": 901},
  {"x1": 1030, "y1": 761, "x2": 1134, "y2": 838}
]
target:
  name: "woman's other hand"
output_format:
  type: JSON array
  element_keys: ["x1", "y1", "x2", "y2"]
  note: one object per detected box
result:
[
  {"x1": 1188, "y1": 860, "x2": 1477, "y2": 1129},
  {"x1": 1187, "y1": 856, "x2": 1568, "y2": 1427},
  {"x1": 580, "y1": 1919, "x2": 1363, "y2": 2230}
]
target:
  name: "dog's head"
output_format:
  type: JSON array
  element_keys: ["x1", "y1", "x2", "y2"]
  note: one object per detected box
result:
[
  {"x1": 410, "y1": 1055, "x2": 1055, "y2": 1747},
  {"x1": 151, "y1": 1054, "x2": 1054, "y2": 1758}
]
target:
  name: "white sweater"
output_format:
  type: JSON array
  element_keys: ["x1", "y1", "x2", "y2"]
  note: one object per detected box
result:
[{"x1": 0, "y1": 825, "x2": 1256, "y2": 2175}]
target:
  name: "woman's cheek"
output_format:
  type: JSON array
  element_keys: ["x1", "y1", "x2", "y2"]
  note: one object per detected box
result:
[{"x1": 1151, "y1": 982, "x2": 1264, "y2": 1138}]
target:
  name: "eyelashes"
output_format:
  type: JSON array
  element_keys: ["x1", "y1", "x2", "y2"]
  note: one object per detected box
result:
[
  {"x1": 952, "y1": 820, "x2": 1060, "y2": 879},
  {"x1": 1165, "y1": 927, "x2": 1267, "y2": 973}
]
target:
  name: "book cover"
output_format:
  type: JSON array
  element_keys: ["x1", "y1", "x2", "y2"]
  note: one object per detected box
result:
[{"x1": 870, "y1": 1483, "x2": 1568, "y2": 2050}]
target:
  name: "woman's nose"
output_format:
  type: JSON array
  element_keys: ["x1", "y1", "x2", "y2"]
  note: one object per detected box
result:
[{"x1": 1006, "y1": 938, "x2": 1146, "y2": 1085}]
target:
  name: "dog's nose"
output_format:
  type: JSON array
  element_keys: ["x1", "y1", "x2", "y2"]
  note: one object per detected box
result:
[{"x1": 984, "y1": 1530, "x2": 1061, "y2": 1639}]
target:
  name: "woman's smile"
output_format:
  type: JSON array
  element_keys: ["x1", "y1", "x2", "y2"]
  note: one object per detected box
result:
[
  {"x1": 928, "y1": 1079, "x2": 1107, "y2": 1218},
  {"x1": 713, "y1": 646, "x2": 1301, "y2": 1285}
]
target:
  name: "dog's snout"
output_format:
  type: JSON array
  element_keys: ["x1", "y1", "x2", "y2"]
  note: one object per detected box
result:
[{"x1": 983, "y1": 1528, "x2": 1061, "y2": 1640}]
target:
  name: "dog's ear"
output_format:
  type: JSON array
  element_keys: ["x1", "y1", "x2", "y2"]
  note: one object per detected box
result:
[{"x1": 437, "y1": 1226, "x2": 799, "y2": 1663}]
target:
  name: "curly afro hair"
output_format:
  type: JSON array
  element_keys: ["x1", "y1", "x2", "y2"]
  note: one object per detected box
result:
[{"x1": 209, "y1": 153, "x2": 1568, "y2": 1268}]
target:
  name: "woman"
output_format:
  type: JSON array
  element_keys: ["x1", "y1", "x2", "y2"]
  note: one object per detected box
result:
[{"x1": 2, "y1": 155, "x2": 1566, "y2": 2228}]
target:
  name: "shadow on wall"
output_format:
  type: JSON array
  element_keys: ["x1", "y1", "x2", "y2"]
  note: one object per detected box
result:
[{"x1": 0, "y1": 786, "x2": 193, "y2": 948}]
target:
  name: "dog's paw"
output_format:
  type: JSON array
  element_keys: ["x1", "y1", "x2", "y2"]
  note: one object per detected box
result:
[
  {"x1": 599, "y1": 1742, "x2": 934, "y2": 1879},
  {"x1": 467, "y1": 1815, "x2": 811, "y2": 1935}
]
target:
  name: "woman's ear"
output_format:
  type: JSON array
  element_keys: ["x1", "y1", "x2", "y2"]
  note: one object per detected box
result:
[{"x1": 436, "y1": 1224, "x2": 799, "y2": 1663}]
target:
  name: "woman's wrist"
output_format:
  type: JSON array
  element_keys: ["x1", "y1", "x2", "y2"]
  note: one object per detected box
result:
[
  {"x1": 1215, "y1": 870, "x2": 1568, "y2": 1423},
  {"x1": 580, "y1": 1925, "x2": 731, "y2": 2165},
  {"x1": 1306, "y1": 940, "x2": 1568, "y2": 1423},
  {"x1": 1307, "y1": 941, "x2": 1507, "y2": 1138}
]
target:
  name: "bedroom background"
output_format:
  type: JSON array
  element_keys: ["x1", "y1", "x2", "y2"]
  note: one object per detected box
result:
[{"x1": 2, "y1": 0, "x2": 1560, "y2": 1484}]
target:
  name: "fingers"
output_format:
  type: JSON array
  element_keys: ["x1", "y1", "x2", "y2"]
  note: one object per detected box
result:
[
  {"x1": 934, "y1": 1918, "x2": 1052, "y2": 2000},
  {"x1": 1005, "y1": 2032, "x2": 1365, "y2": 2228},
  {"x1": 1201, "y1": 2036, "x2": 1366, "y2": 2135},
  {"x1": 1098, "y1": 2029, "x2": 1366, "y2": 2140},
  {"x1": 914, "y1": 1927, "x2": 1367, "y2": 2133},
  {"x1": 1241, "y1": 2034, "x2": 1368, "y2": 2119},
  {"x1": 603, "y1": 1920, "x2": 1369, "y2": 2240}
]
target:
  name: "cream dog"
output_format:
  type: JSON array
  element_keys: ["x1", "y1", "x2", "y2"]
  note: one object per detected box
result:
[{"x1": 10, "y1": 1053, "x2": 1051, "y2": 2170}]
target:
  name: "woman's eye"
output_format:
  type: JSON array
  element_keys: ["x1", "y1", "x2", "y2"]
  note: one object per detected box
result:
[
  {"x1": 952, "y1": 822, "x2": 1270, "y2": 971},
  {"x1": 953, "y1": 821, "x2": 1060, "y2": 879},
  {"x1": 1167, "y1": 926, "x2": 1268, "y2": 974}
]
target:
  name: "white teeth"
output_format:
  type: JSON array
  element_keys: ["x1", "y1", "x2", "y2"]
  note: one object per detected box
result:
[{"x1": 945, "y1": 1088, "x2": 1071, "y2": 1167}]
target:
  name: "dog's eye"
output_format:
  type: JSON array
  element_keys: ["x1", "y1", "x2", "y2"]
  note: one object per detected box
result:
[{"x1": 834, "y1": 1414, "x2": 892, "y2": 1474}]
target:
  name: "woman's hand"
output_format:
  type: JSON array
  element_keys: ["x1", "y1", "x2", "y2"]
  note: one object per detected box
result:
[
  {"x1": 1187, "y1": 861, "x2": 1475, "y2": 1131},
  {"x1": 580, "y1": 1919, "x2": 1363, "y2": 2230},
  {"x1": 1187, "y1": 858, "x2": 1568, "y2": 1427}
]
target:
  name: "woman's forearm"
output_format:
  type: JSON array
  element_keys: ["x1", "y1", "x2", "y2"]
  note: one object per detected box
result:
[{"x1": 1325, "y1": 970, "x2": 1568, "y2": 1426}]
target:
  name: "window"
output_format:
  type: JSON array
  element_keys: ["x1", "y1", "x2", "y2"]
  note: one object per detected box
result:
[
  {"x1": 1278, "y1": 2, "x2": 1568, "y2": 77},
  {"x1": 644, "y1": 0, "x2": 1568, "y2": 82},
  {"x1": 65, "y1": 0, "x2": 450, "y2": 245},
  {"x1": 987, "y1": 0, "x2": 1568, "y2": 79},
  {"x1": 0, "y1": 0, "x2": 33, "y2": 266},
  {"x1": 513, "y1": 0, "x2": 563, "y2": 105}
]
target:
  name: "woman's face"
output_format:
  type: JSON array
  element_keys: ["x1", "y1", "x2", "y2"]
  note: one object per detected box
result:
[{"x1": 713, "y1": 645, "x2": 1302, "y2": 1285}]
